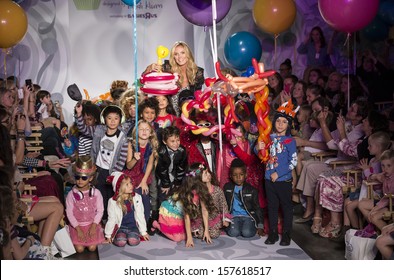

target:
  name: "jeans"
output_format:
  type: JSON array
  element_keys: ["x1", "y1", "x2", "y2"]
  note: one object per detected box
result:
[
  {"x1": 113, "y1": 227, "x2": 140, "y2": 247},
  {"x1": 226, "y1": 216, "x2": 256, "y2": 238}
]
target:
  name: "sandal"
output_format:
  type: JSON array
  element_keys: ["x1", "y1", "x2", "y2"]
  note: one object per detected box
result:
[
  {"x1": 319, "y1": 222, "x2": 341, "y2": 238},
  {"x1": 311, "y1": 217, "x2": 322, "y2": 234}
]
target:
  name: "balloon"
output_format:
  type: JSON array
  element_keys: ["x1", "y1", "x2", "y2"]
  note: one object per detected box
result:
[
  {"x1": 177, "y1": 0, "x2": 232, "y2": 27},
  {"x1": 224, "y1": 32, "x2": 262, "y2": 71},
  {"x1": 255, "y1": 87, "x2": 272, "y2": 162},
  {"x1": 121, "y1": 0, "x2": 141, "y2": 6},
  {"x1": 362, "y1": 17, "x2": 389, "y2": 42},
  {"x1": 156, "y1": 45, "x2": 169, "y2": 66},
  {"x1": 241, "y1": 66, "x2": 255, "y2": 77},
  {"x1": 0, "y1": 0, "x2": 28, "y2": 49},
  {"x1": 318, "y1": 0, "x2": 379, "y2": 33},
  {"x1": 140, "y1": 72, "x2": 180, "y2": 95},
  {"x1": 378, "y1": 1, "x2": 394, "y2": 26},
  {"x1": 253, "y1": 0, "x2": 296, "y2": 35}
]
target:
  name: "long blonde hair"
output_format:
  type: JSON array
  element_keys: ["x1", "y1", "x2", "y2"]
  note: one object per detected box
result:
[
  {"x1": 131, "y1": 120, "x2": 159, "y2": 159},
  {"x1": 115, "y1": 176, "x2": 134, "y2": 213},
  {"x1": 169, "y1": 41, "x2": 198, "y2": 87}
]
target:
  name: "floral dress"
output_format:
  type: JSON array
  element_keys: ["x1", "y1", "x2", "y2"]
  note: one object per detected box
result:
[{"x1": 191, "y1": 185, "x2": 232, "y2": 239}]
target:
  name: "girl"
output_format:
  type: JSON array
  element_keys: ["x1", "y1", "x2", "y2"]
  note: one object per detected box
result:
[
  {"x1": 155, "y1": 95, "x2": 177, "y2": 128},
  {"x1": 153, "y1": 163, "x2": 216, "y2": 247},
  {"x1": 345, "y1": 131, "x2": 391, "y2": 230},
  {"x1": 190, "y1": 163, "x2": 231, "y2": 239},
  {"x1": 124, "y1": 120, "x2": 159, "y2": 228},
  {"x1": 261, "y1": 101, "x2": 298, "y2": 246},
  {"x1": 65, "y1": 156, "x2": 105, "y2": 253},
  {"x1": 359, "y1": 149, "x2": 394, "y2": 231},
  {"x1": 104, "y1": 171, "x2": 149, "y2": 246}
]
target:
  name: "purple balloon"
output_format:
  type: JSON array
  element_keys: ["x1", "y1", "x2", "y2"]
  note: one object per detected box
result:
[
  {"x1": 177, "y1": 0, "x2": 232, "y2": 27},
  {"x1": 318, "y1": 0, "x2": 379, "y2": 33}
]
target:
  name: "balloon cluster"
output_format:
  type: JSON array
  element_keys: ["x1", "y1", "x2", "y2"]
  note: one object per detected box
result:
[{"x1": 254, "y1": 87, "x2": 272, "y2": 162}]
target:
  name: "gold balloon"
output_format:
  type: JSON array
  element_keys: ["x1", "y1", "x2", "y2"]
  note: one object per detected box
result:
[
  {"x1": 0, "y1": 0, "x2": 28, "y2": 49},
  {"x1": 253, "y1": 0, "x2": 296, "y2": 35}
]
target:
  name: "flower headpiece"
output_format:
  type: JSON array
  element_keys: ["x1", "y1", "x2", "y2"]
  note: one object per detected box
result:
[
  {"x1": 186, "y1": 163, "x2": 206, "y2": 177},
  {"x1": 276, "y1": 99, "x2": 300, "y2": 119}
]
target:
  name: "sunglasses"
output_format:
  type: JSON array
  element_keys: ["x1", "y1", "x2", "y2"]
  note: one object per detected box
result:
[
  {"x1": 179, "y1": 96, "x2": 194, "y2": 103},
  {"x1": 196, "y1": 122, "x2": 211, "y2": 127},
  {"x1": 75, "y1": 175, "x2": 89, "y2": 181}
]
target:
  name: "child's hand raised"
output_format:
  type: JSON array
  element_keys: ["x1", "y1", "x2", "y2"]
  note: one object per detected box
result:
[
  {"x1": 359, "y1": 158, "x2": 369, "y2": 170},
  {"x1": 133, "y1": 152, "x2": 141, "y2": 161}
]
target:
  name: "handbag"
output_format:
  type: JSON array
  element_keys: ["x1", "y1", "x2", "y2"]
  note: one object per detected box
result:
[
  {"x1": 53, "y1": 225, "x2": 76, "y2": 258},
  {"x1": 345, "y1": 229, "x2": 378, "y2": 260}
]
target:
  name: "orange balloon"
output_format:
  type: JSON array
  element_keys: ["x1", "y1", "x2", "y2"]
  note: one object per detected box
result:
[
  {"x1": 253, "y1": 0, "x2": 296, "y2": 35},
  {"x1": 0, "y1": 0, "x2": 28, "y2": 49}
]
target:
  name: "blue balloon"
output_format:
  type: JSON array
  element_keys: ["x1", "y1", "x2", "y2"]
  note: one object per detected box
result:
[
  {"x1": 224, "y1": 32, "x2": 262, "y2": 71},
  {"x1": 241, "y1": 66, "x2": 255, "y2": 77},
  {"x1": 362, "y1": 17, "x2": 389, "y2": 42},
  {"x1": 122, "y1": 0, "x2": 141, "y2": 7}
]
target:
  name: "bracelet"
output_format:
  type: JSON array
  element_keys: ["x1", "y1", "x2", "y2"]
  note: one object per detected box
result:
[{"x1": 16, "y1": 137, "x2": 25, "y2": 142}]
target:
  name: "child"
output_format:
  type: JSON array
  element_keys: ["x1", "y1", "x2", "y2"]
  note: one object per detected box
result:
[
  {"x1": 124, "y1": 120, "x2": 159, "y2": 228},
  {"x1": 78, "y1": 101, "x2": 101, "y2": 156},
  {"x1": 104, "y1": 171, "x2": 149, "y2": 246},
  {"x1": 193, "y1": 163, "x2": 231, "y2": 239},
  {"x1": 156, "y1": 126, "x2": 188, "y2": 203},
  {"x1": 65, "y1": 156, "x2": 105, "y2": 253},
  {"x1": 155, "y1": 95, "x2": 177, "y2": 128},
  {"x1": 153, "y1": 163, "x2": 216, "y2": 247},
  {"x1": 345, "y1": 131, "x2": 391, "y2": 230},
  {"x1": 139, "y1": 96, "x2": 161, "y2": 143},
  {"x1": 35, "y1": 90, "x2": 51, "y2": 121},
  {"x1": 293, "y1": 104, "x2": 313, "y2": 140},
  {"x1": 359, "y1": 149, "x2": 394, "y2": 231},
  {"x1": 262, "y1": 101, "x2": 298, "y2": 246},
  {"x1": 75, "y1": 104, "x2": 130, "y2": 220},
  {"x1": 223, "y1": 158, "x2": 265, "y2": 239}
]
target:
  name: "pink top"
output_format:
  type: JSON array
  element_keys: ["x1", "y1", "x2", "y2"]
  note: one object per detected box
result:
[
  {"x1": 376, "y1": 174, "x2": 394, "y2": 209},
  {"x1": 65, "y1": 187, "x2": 104, "y2": 227}
]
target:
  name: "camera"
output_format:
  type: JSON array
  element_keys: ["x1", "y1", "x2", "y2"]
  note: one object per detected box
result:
[{"x1": 25, "y1": 79, "x2": 32, "y2": 89}]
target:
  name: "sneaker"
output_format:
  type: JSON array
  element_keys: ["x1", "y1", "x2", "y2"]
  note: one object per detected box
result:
[{"x1": 44, "y1": 247, "x2": 63, "y2": 260}]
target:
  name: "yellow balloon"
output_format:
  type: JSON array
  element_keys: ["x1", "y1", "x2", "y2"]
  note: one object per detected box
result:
[
  {"x1": 156, "y1": 45, "x2": 169, "y2": 59},
  {"x1": 253, "y1": 0, "x2": 296, "y2": 35},
  {"x1": 0, "y1": 0, "x2": 28, "y2": 49}
]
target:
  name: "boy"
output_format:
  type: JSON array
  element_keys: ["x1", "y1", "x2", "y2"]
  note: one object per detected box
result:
[
  {"x1": 156, "y1": 126, "x2": 187, "y2": 203},
  {"x1": 223, "y1": 158, "x2": 265, "y2": 238},
  {"x1": 262, "y1": 100, "x2": 298, "y2": 246},
  {"x1": 75, "y1": 104, "x2": 130, "y2": 220}
]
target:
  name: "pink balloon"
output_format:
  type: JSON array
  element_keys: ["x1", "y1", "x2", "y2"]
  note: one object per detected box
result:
[{"x1": 318, "y1": 0, "x2": 379, "y2": 33}]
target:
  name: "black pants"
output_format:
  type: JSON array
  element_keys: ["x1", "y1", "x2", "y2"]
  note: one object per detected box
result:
[
  {"x1": 96, "y1": 168, "x2": 112, "y2": 220},
  {"x1": 265, "y1": 179, "x2": 293, "y2": 233}
]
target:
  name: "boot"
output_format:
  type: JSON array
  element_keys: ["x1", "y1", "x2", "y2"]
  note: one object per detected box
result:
[
  {"x1": 264, "y1": 230, "x2": 279, "y2": 245},
  {"x1": 280, "y1": 231, "x2": 291, "y2": 246}
]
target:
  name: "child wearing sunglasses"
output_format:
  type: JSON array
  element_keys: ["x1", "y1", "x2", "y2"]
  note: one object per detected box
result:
[{"x1": 65, "y1": 155, "x2": 105, "y2": 254}]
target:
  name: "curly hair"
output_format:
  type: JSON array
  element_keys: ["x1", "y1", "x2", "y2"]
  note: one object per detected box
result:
[
  {"x1": 138, "y1": 96, "x2": 159, "y2": 119},
  {"x1": 169, "y1": 41, "x2": 198, "y2": 87},
  {"x1": 119, "y1": 88, "x2": 145, "y2": 119},
  {"x1": 131, "y1": 120, "x2": 159, "y2": 160},
  {"x1": 173, "y1": 163, "x2": 216, "y2": 219}
]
